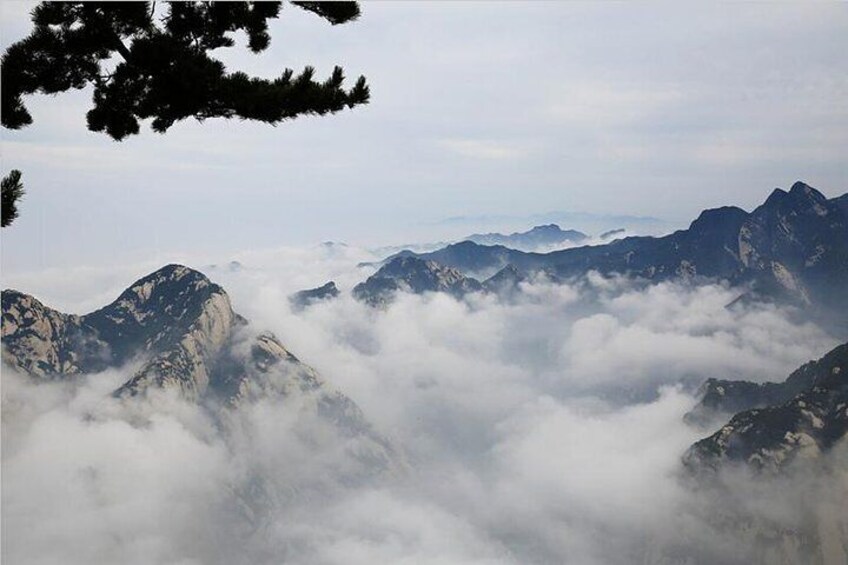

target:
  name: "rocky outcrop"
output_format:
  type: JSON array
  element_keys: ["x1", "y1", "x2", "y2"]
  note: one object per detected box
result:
[
  {"x1": 3, "y1": 265, "x2": 241, "y2": 400},
  {"x1": 289, "y1": 281, "x2": 340, "y2": 311},
  {"x1": 674, "y1": 343, "x2": 848, "y2": 565},
  {"x1": 207, "y1": 330, "x2": 396, "y2": 467},
  {"x1": 2, "y1": 265, "x2": 402, "y2": 525},
  {"x1": 685, "y1": 343, "x2": 846, "y2": 427},
  {"x1": 482, "y1": 264, "x2": 528, "y2": 295},
  {"x1": 1, "y1": 290, "x2": 111, "y2": 377},
  {"x1": 1, "y1": 265, "x2": 390, "y2": 449},
  {"x1": 353, "y1": 256, "x2": 484, "y2": 306},
  {"x1": 736, "y1": 182, "x2": 848, "y2": 310},
  {"x1": 684, "y1": 342, "x2": 848, "y2": 474}
]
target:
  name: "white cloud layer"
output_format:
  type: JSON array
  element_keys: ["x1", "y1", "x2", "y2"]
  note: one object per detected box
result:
[{"x1": 2, "y1": 247, "x2": 843, "y2": 564}]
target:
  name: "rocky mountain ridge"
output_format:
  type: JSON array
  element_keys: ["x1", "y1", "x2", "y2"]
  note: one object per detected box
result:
[
  {"x1": 367, "y1": 182, "x2": 848, "y2": 321},
  {"x1": 3, "y1": 264, "x2": 239, "y2": 399},
  {"x1": 352, "y1": 256, "x2": 484, "y2": 306},
  {"x1": 676, "y1": 341, "x2": 848, "y2": 565},
  {"x1": 685, "y1": 341, "x2": 848, "y2": 474},
  {"x1": 1, "y1": 265, "x2": 395, "y2": 466},
  {"x1": 350, "y1": 256, "x2": 539, "y2": 306}
]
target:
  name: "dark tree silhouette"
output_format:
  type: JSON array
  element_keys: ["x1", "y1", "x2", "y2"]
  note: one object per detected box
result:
[
  {"x1": 2, "y1": 1, "x2": 370, "y2": 140},
  {"x1": 0, "y1": 1, "x2": 368, "y2": 227},
  {"x1": 1, "y1": 170, "x2": 24, "y2": 228}
]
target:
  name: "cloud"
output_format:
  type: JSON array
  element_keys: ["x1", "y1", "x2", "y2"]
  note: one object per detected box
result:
[
  {"x1": 439, "y1": 138, "x2": 530, "y2": 160},
  {"x1": 1, "y1": 248, "x2": 843, "y2": 564},
  {"x1": 544, "y1": 81, "x2": 683, "y2": 128}
]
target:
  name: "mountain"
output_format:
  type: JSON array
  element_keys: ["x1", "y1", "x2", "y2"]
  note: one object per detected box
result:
[
  {"x1": 376, "y1": 182, "x2": 848, "y2": 319},
  {"x1": 433, "y1": 210, "x2": 669, "y2": 236},
  {"x1": 684, "y1": 341, "x2": 848, "y2": 474},
  {"x1": 393, "y1": 240, "x2": 547, "y2": 278},
  {"x1": 352, "y1": 256, "x2": 483, "y2": 306},
  {"x1": 363, "y1": 224, "x2": 587, "y2": 272},
  {"x1": 833, "y1": 193, "x2": 848, "y2": 216},
  {"x1": 2, "y1": 264, "x2": 238, "y2": 398},
  {"x1": 353, "y1": 257, "x2": 546, "y2": 305},
  {"x1": 673, "y1": 342, "x2": 848, "y2": 564},
  {"x1": 481, "y1": 264, "x2": 529, "y2": 295},
  {"x1": 464, "y1": 224, "x2": 588, "y2": 251},
  {"x1": 1, "y1": 265, "x2": 395, "y2": 464},
  {"x1": 289, "y1": 281, "x2": 340, "y2": 311},
  {"x1": 599, "y1": 228, "x2": 626, "y2": 240}
]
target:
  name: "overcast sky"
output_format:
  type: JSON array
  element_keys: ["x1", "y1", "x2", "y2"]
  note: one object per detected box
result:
[{"x1": 1, "y1": 1, "x2": 846, "y2": 273}]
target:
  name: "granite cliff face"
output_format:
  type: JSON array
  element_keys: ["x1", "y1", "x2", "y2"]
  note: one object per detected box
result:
[
  {"x1": 735, "y1": 183, "x2": 848, "y2": 310},
  {"x1": 3, "y1": 264, "x2": 239, "y2": 399},
  {"x1": 1, "y1": 265, "x2": 395, "y2": 466},
  {"x1": 685, "y1": 342, "x2": 848, "y2": 474},
  {"x1": 674, "y1": 343, "x2": 848, "y2": 565}
]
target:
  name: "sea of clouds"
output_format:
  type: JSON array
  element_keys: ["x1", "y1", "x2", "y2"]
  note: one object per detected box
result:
[{"x1": 2, "y1": 243, "x2": 844, "y2": 565}]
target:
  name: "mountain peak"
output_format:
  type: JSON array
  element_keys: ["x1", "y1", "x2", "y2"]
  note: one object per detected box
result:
[
  {"x1": 131, "y1": 263, "x2": 211, "y2": 288},
  {"x1": 88, "y1": 264, "x2": 227, "y2": 331},
  {"x1": 764, "y1": 187, "x2": 789, "y2": 207},
  {"x1": 448, "y1": 240, "x2": 486, "y2": 251},
  {"x1": 289, "y1": 281, "x2": 340, "y2": 311},
  {"x1": 762, "y1": 182, "x2": 828, "y2": 211},
  {"x1": 789, "y1": 180, "x2": 813, "y2": 194},
  {"x1": 353, "y1": 256, "x2": 483, "y2": 306},
  {"x1": 688, "y1": 206, "x2": 748, "y2": 235},
  {"x1": 528, "y1": 224, "x2": 561, "y2": 232},
  {"x1": 788, "y1": 181, "x2": 829, "y2": 207}
]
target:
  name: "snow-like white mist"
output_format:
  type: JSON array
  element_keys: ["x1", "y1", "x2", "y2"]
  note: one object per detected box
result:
[{"x1": 1, "y1": 244, "x2": 843, "y2": 564}]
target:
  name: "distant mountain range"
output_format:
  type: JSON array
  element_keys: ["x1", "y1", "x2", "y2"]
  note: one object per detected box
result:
[
  {"x1": 353, "y1": 182, "x2": 848, "y2": 326},
  {"x1": 1, "y1": 265, "x2": 396, "y2": 466},
  {"x1": 463, "y1": 224, "x2": 587, "y2": 251},
  {"x1": 432, "y1": 209, "x2": 669, "y2": 236},
  {"x1": 367, "y1": 223, "x2": 591, "y2": 261}
]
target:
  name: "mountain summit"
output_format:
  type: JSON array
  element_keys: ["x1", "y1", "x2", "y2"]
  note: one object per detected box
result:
[
  {"x1": 464, "y1": 224, "x2": 587, "y2": 251},
  {"x1": 353, "y1": 256, "x2": 483, "y2": 306},
  {"x1": 1, "y1": 265, "x2": 396, "y2": 467},
  {"x1": 3, "y1": 264, "x2": 238, "y2": 398}
]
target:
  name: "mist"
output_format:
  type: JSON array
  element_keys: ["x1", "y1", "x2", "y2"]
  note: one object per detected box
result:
[{"x1": 2, "y1": 244, "x2": 843, "y2": 564}]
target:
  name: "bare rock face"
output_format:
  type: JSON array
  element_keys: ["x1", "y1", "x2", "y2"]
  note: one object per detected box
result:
[
  {"x1": 661, "y1": 344, "x2": 848, "y2": 565},
  {"x1": 684, "y1": 342, "x2": 848, "y2": 474},
  {"x1": 1, "y1": 265, "x2": 395, "y2": 465},
  {"x1": 3, "y1": 264, "x2": 239, "y2": 399},
  {"x1": 2, "y1": 291, "x2": 110, "y2": 376}
]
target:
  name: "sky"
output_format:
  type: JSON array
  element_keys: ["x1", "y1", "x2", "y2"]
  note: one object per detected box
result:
[
  {"x1": 1, "y1": 1, "x2": 847, "y2": 273},
  {"x1": 2, "y1": 5, "x2": 847, "y2": 561}
]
